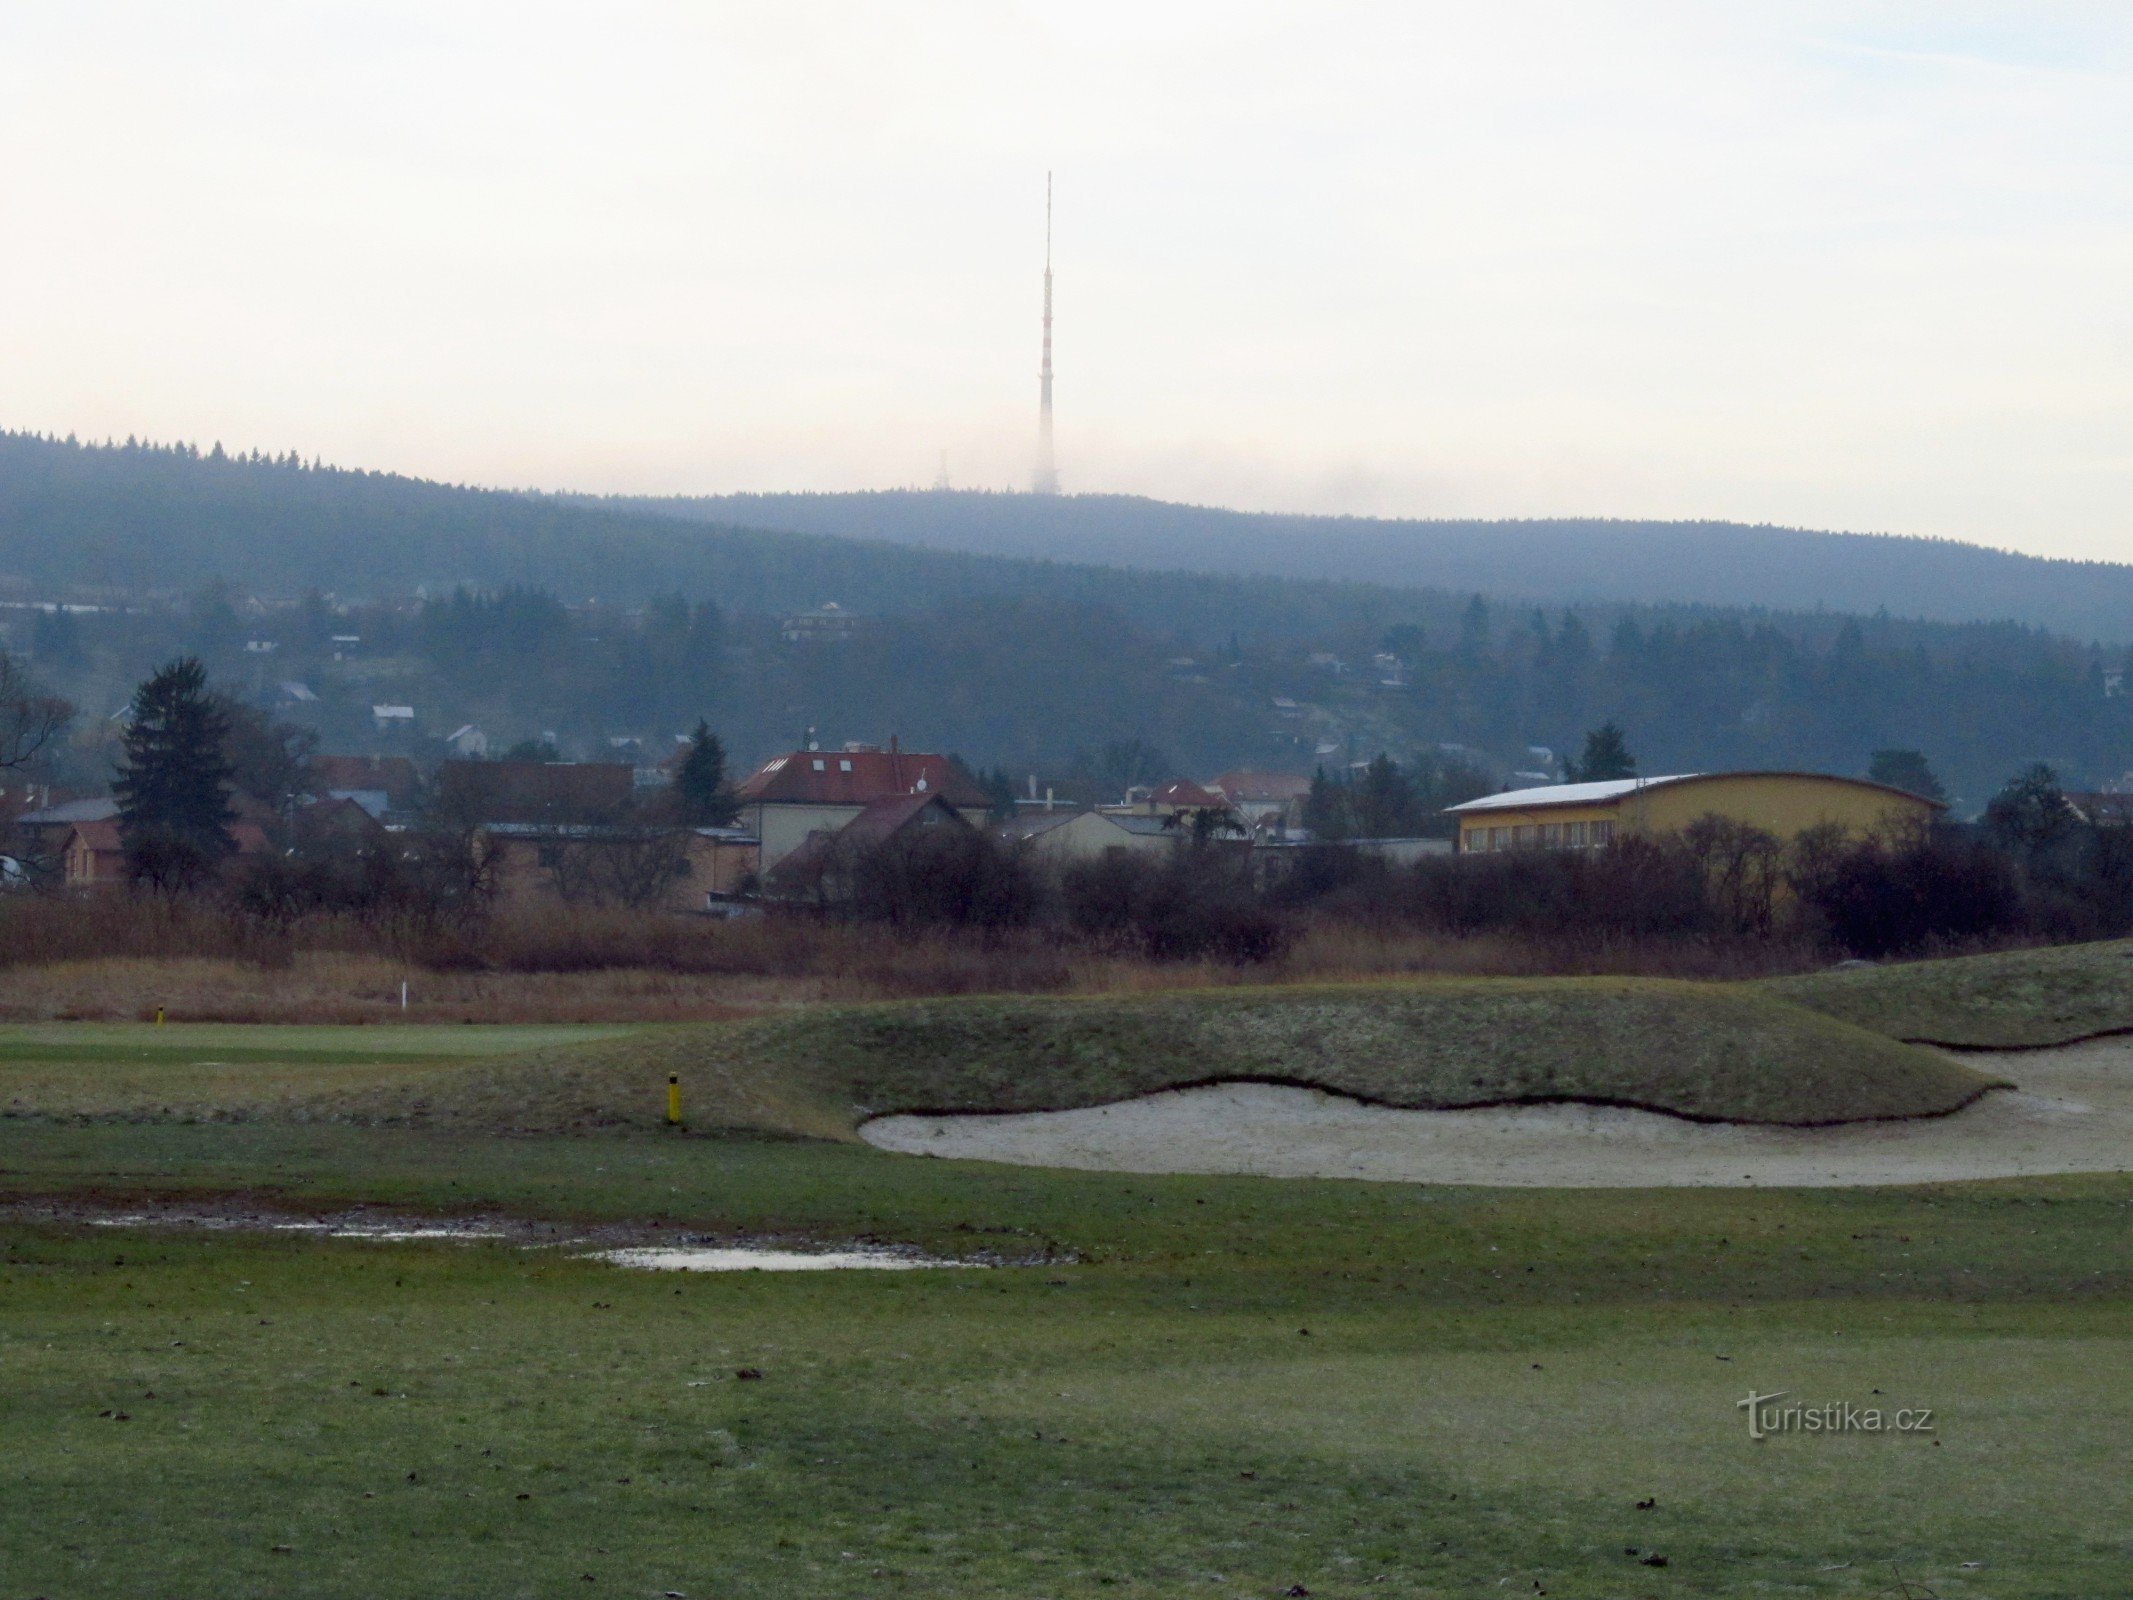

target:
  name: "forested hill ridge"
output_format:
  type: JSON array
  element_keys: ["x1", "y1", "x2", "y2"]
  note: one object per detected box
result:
[
  {"x1": 0, "y1": 430, "x2": 1712, "y2": 644},
  {"x1": 3, "y1": 430, "x2": 2131, "y2": 805},
  {"x1": 608, "y1": 489, "x2": 2133, "y2": 644}
]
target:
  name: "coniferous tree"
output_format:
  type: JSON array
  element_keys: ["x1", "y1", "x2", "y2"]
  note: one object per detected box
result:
[
  {"x1": 1867, "y1": 749, "x2": 1947, "y2": 804},
  {"x1": 1302, "y1": 765, "x2": 1353, "y2": 841},
  {"x1": 1352, "y1": 753, "x2": 1420, "y2": 837},
  {"x1": 672, "y1": 721, "x2": 738, "y2": 826},
  {"x1": 1568, "y1": 722, "x2": 1637, "y2": 782},
  {"x1": 115, "y1": 657, "x2": 237, "y2": 890}
]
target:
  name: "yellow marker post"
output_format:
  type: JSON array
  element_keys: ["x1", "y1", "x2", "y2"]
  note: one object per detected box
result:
[
  {"x1": 666, "y1": 1073, "x2": 682, "y2": 1127},
  {"x1": 154, "y1": 1006, "x2": 165, "y2": 1026}
]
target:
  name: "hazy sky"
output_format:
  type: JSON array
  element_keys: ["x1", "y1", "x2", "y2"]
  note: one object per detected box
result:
[{"x1": 2, "y1": 3, "x2": 2129, "y2": 557}]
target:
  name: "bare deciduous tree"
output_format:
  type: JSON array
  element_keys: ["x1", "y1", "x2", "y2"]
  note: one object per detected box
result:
[
  {"x1": 543, "y1": 826, "x2": 689, "y2": 910},
  {"x1": 0, "y1": 651, "x2": 71, "y2": 771}
]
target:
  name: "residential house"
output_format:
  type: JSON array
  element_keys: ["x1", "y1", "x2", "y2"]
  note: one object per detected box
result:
[
  {"x1": 762, "y1": 793, "x2": 971, "y2": 901},
  {"x1": 779, "y1": 602, "x2": 864, "y2": 644},
  {"x1": 61, "y1": 817, "x2": 271, "y2": 888},
  {"x1": 735, "y1": 739, "x2": 991, "y2": 875},
  {"x1": 1207, "y1": 771, "x2": 1311, "y2": 833},
  {"x1": 312, "y1": 755, "x2": 420, "y2": 820},
  {"x1": 13, "y1": 795, "x2": 120, "y2": 861},
  {"x1": 2064, "y1": 792, "x2": 2133, "y2": 827},
  {"x1": 1109, "y1": 778, "x2": 1223, "y2": 817},
  {"x1": 61, "y1": 819, "x2": 126, "y2": 886},
  {"x1": 994, "y1": 808, "x2": 1175, "y2": 865},
  {"x1": 445, "y1": 724, "x2": 489, "y2": 760},
  {"x1": 481, "y1": 823, "x2": 758, "y2": 914}
]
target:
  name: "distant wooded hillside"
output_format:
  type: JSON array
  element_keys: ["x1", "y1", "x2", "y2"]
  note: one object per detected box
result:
[
  {"x1": 3, "y1": 432, "x2": 2130, "y2": 804},
  {"x1": 610, "y1": 490, "x2": 2133, "y2": 644}
]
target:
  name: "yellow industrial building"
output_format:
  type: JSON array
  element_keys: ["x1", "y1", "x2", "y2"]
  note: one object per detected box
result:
[{"x1": 1447, "y1": 771, "x2": 1941, "y2": 854}]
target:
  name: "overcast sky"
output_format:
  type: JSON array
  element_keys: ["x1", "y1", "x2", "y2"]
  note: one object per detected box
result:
[{"x1": 1, "y1": 3, "x2": 2128, "y2": 557}]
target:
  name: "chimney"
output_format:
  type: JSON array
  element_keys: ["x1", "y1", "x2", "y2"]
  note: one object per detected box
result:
[{"x1": 889, "y1": 733, "x2": 903, "y2": 793}]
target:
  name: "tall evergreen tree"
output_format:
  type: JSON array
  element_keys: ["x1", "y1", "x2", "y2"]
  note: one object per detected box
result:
[
  {"x1": 672, "y1": 721, "x2": 738, "y2": 826},
  {"x1": 1352, "y1": 753, "x2": 1420, "y2": 837},
  {"x1": 1568, "y1": 722, "x2": 1637, "y2": 782},
  {"x1": 1301, "y1": 765, "x2": 1353, "y2": 841},
  {"x1": 1867, "y1": 749, "x2": 1947, "y2": 804},
  {"x1": 115, "y1": 657, "x2": 237, "y2": 889}
]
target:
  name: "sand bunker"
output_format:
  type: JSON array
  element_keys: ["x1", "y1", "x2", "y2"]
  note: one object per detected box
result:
[{"x1": 861, "y1": 1036, "x2": 2133, "y2": 1188}]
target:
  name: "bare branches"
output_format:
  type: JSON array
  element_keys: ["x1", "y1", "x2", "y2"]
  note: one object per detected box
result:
[{"x1": 0, "y1": 652, "x2": 71, "y2": 771}]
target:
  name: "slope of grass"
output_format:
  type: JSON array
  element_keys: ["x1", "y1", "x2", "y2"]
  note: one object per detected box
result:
[
  {"x1": 0, "y1": 978, "x2": 2006, "y2": 1140},
  {"x1": 2, "y1": 1122, "x2": 2130, "y2": 1598},
  {"x1": 1770, "y1": 940, "x2": 2133, "y2": 1049},
  {"x1": 309, "y1": 978, "x2": 2001, "y2": 1137}
]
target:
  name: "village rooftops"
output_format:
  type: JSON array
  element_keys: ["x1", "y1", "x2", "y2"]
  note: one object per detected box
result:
[
  {"x1": 1146, "y1": 778, "x2": 1224, "y2": 809},
  {"x1": 15, "y1": 796, "x2": 120, "y2": 828},
  {"x1": 1208, "y1": 771, "x2": 1310, "y2": 804},
  {"x1": 735, "y1": 744, "x2": 989, "y2": 809},
  {"x1": 312, "y1": 755, "x2": 420, "y2": 810}
]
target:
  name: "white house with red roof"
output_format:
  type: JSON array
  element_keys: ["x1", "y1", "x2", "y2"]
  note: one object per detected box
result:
[
  {"x1": 734, "y1": 737, "x2": 992, "y2": 874},
  {"x1": 1207, "y1": 770, "x2": 1311, "y2": 831}
]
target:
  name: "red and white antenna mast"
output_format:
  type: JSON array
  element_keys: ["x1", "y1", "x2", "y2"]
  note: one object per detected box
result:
[{"x1": 1032, "y1": 172, "x2": 1060, "y2": 495}]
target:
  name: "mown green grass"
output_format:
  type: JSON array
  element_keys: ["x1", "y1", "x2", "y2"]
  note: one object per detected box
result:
[
  {"x1": 0, "y1": 1023, "x2": 635, "y2": 1122},
  {"x1": 1772, "y1": 939, "x2": 2133, "y2": 1048},
  {"x1": 2, "y1": 1121, "x2": 2130, "y2": 1597}
]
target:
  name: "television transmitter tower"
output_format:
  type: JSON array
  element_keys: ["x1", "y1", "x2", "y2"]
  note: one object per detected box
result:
[{"x1": 1032, "y1": 173, "x2": 1060, "y2": 495}]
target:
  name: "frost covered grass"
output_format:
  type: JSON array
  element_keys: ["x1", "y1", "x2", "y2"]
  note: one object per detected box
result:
[
  {"x1": 454, "y1": 978, "x2": 2000, "y2": 1138},
  {"x1": 0, "y1": 976, "x2": 2003, "y2": 1136},
  {"x1": 1, "y1": 1121, "x2": 2129, "y2": 1597},
  {"x1": 1771, "y1": 938, "x2": 2133, "y2": 1048}
]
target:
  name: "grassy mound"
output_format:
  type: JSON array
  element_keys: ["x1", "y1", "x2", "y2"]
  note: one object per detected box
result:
[
  {"x1": 325, "y1": 978, "x2": 2001, "y2": 1136},
  {"x1": 1769, "y1": 940, "x2": 2133, "y2": 1049}
]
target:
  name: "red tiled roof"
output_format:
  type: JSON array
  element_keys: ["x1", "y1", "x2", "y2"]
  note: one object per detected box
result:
[
  {"x1": 1150, "y1": 778, "x2": 1223, "y2": 809},
  {"x1": 736, "y1": 747, "x2": 989, "y2": 808},
  {"x1": 763, "y1": 793, "x2": 972, "y2": 894},
  {"x1": 434, "y1": 760, "x2": 633, "y2": 823},
  {"x1": 66, "y1": 819, "x2": 123, "y2": 854},
  {"x1": 1209, "y1": 771, "x2": 1311, "y2": 804},
  {"x1": 838, "y1": 792, "x2": 972, "y2": 847}
]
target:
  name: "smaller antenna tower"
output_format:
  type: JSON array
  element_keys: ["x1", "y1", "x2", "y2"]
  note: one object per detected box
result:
[
  {"x1": 933, "y1": 450, "x2": 950, "y2": 491},
  {"x1": 1032, "y1": 172, "x2": 1060, "y2": 495}
]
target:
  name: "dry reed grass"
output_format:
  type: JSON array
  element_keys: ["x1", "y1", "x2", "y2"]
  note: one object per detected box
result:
[{"x1": 0, "y1": 893, "x2": 1828, "y2": 1024}]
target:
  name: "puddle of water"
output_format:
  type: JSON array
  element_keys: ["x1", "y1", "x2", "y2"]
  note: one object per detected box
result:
[
  {"x1": 46, "y1": 1207, "x2": 989, "y2": 1267},
  {"x1": 85, "y1": 1213, "x2": 511, "y2": 1242},
  {"x1": 593, "y1": 1246, "x2": 980, "y2": 1273}
]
